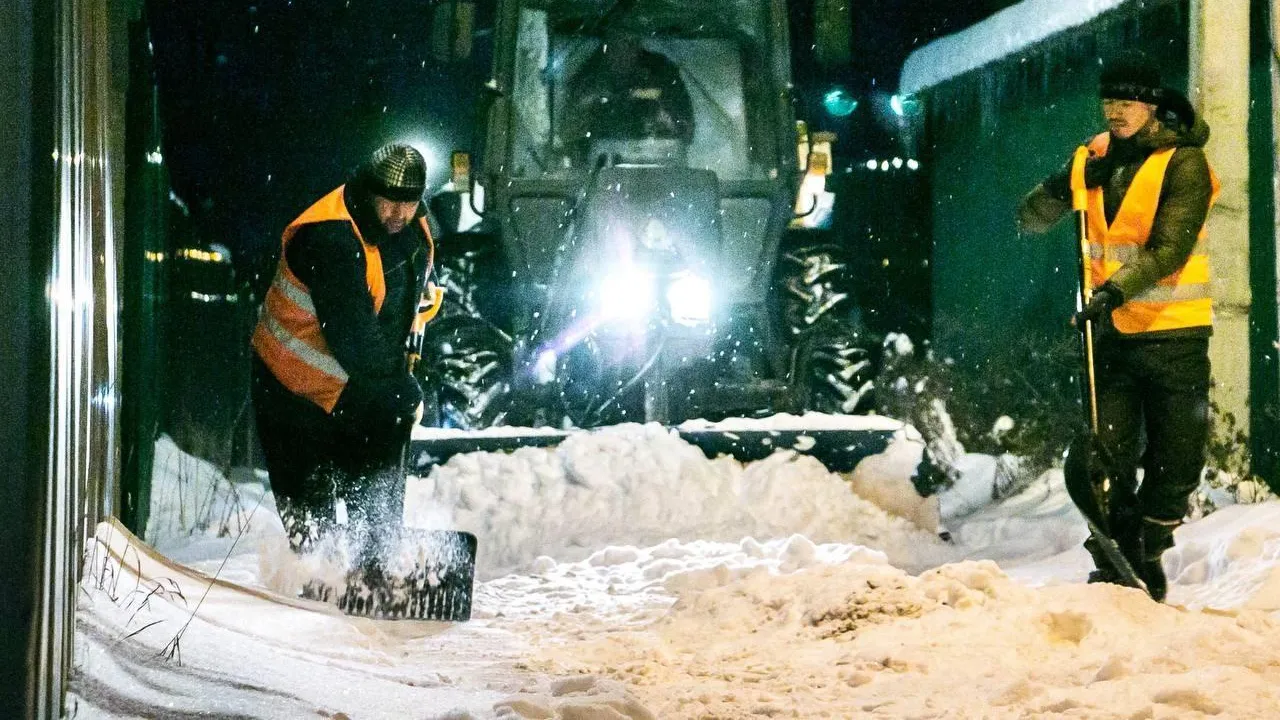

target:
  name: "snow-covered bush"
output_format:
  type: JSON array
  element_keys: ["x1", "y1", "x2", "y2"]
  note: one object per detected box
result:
[
  {"x1": 870, "y1": 330, "x2": 1079, "y2": 497},
  {"x1": 146, "y1": 435, "x2": 275, "y2": 548},
  {"x1": 871, "y1": 329, "x2": 1273, "y2": 523},
  {"x1": 1188, "y1": 405, "x2": 1274, "y2": 520}
]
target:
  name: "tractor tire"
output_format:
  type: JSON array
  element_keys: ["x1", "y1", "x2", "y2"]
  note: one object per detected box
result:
[{"x1": 414, "y1": 315, "x2": 518, "y2": 430}]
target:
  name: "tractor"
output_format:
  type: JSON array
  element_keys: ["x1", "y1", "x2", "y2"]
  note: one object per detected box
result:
[{"x1": 416, "y1": 0, "x2": 882, "y2": 452}]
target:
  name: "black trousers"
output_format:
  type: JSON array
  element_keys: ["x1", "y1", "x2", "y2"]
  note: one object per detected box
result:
[
  {"x1": 252, "y1": 356, "x2": 414, "y2": 552},
  {"x1": 1092, "y1": 336, "x2": 1210, "y2": 556}
]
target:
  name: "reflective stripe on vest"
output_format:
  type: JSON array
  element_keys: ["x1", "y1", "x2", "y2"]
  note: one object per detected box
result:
[
  {"x1": 251, "y1": 185, "x2": 434, "y2": 412},
  {"x1": 1077, "y1": 133, "x2": 1218, "y2": 334}
]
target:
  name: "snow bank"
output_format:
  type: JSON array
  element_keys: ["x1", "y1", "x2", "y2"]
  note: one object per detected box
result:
[
  {"x1": 405, "y1": 422, "x2": 948, "y2": 579},
  {"x1": 1164, "y1": 501, "x2": 1280, "y2": 612},
  {"x1": 900, "y1": 0, "x2": 1131, "y2": 94},
  {"x1": 77, "y1": 422, "x2": 1280, "y2": 719},
  {"x1": 846, "y1": 426, "x2": 941, "y2": 532},
  {"x1": 521, "y1": 524, "x2": 1280, "y2": 719}
]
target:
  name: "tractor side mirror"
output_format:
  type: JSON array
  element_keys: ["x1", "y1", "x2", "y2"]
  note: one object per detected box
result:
[
  {"x1": 451, "y1": 151, "x2": 486, "y2": 219},
  {"x1": 791, "y1": 132, "x2": 835, "y2": 227},
  {"x1": 430, "y1": 151, "x2": 485, "y2": 233}
]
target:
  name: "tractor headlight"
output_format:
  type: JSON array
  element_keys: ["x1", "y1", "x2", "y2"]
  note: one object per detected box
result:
[
  {"x1": 596, "y1": 265, "x2": 655, "y2": 322},
  {"x1": 667, "y1": 271, "x2": 712, "y2": 326}
]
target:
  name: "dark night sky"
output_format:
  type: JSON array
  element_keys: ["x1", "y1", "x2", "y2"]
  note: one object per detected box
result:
[
  {"x1": 851, "y1": 0, "x2": 1024, "y2": 87},
  {"x1": 145, "y1": 0, "x2": 1021, "y2": 287}
]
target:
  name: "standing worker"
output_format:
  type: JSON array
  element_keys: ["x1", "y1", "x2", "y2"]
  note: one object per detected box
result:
[
  {"x1": 252, "y1": 143, "x2": 443, "y2": 556},
  {"x1": 1018, "y1": 52, "x2": 1219, "y2": 600}
]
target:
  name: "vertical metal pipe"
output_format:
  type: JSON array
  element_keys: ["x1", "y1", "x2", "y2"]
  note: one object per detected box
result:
[{"x1": 29, "y1": 0, "x2": 123, "y2": 715}]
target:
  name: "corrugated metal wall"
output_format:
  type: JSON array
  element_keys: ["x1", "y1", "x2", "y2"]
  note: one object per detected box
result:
[{"x1": 924, "y1": 0, "x2": 1190, "y2": 370}]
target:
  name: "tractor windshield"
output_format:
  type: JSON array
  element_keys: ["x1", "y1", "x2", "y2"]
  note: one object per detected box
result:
[{"x1": 507, "y1": 1, "x2": 784, "y2": 181}]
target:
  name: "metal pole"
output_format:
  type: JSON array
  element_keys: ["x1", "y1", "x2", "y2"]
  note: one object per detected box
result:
[{"x1": 25, "y1": 0, "x2": 124, "y2": 715}]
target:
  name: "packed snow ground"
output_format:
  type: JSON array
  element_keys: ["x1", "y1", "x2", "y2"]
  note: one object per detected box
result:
[{"x1": 70, "y1": 423, "x2": 1280, "y2": 718}]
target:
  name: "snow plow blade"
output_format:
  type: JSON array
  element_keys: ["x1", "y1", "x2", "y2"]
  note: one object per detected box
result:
[
  {"x1": 303, "y1": 528, "x2": 477, "y2": 622},
  {"x1": 408, "y1": 426, "x2": 897, "y2": 476},
  {"x1": 676, "y1": 428, "x2": 895, "y2": 472}
]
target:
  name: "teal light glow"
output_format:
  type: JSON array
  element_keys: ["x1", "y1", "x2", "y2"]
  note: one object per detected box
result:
[{"x1": 822, "y1": 88, "x2": 858, "y2": 117}]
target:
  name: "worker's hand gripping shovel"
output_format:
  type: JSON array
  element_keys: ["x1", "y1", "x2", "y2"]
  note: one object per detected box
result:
[
  {"x1": 1059, "y1": 145, "x2": 1146, "y2": 593},
  {"x1": 408, "y1": 283, "x2": 446, "y2": 374}
]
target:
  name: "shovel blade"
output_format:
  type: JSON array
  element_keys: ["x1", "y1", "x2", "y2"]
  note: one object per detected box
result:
[
  {"x1": 1062, "y1": 434, "x2": 1149, "y2": 594},
  {"x1": 303, "y1": 528, "x2": 478, "y2": 621},
  {"x1": 1063, "y1": 432, "x2": 1112, "y2": 534}
]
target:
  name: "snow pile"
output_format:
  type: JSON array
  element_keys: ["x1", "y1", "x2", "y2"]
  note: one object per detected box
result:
[
  {"x1": 70, "y1": 421, "x2": 1280, "y2": 718},
  {"x1": 404, "y1": 422, "x2": 948, "y2": 579},
  {"x1": 521, "y1": 529, "x2": 1280, "y2": 719},
  {"x1": 900, "y1": 0, "x2": 1131, "y2": 94},
  {"x1": 480, "y1": 534, "x2": 890, "y2": 628},
  {"x1": 846, "y1": 425, "x2": 941, "y2": 532},
  {"x1": 489, "y1": 677, "x2": 655, "y2": 720},
  {"x1": 1163, "y1": 501, "x2": 1280, "y2": 612}
]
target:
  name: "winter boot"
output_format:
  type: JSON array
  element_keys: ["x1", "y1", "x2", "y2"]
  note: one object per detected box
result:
[
  {"x1": 1135, "y1": 517, "x2": 1180, "y2": 603},
  {"x1": 278, "y1": 498, "x2": 338, "y2": 554}
]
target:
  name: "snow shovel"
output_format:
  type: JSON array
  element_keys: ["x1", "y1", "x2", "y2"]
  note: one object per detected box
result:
[
  {"x1": 308, "y1": 285, "x2": 479, "y2": 621},
  {"x1": 330, "y1": 527, "x2": 477, "y2": 621},
  {"x1": 1059, "y1": 145, "x2": 1146, "y2": 593},
  {"x1": 301, "y1": 527, "x2": 478, "y2": 621}
]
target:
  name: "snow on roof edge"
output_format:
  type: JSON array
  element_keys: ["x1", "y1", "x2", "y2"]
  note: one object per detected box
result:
[{"x1": 899, "y1": 0, "x2": 1132, "y2": 95}]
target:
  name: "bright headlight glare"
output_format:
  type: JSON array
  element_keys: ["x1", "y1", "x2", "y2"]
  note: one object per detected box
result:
[
  {"x1": 533, "y1": 349, "x2": 557, "y2": 385},
  {"x1": 598, "y1": 266, "x2": 654, "y2": 320},
  {"x1": 667, "y1": 272, "x2": 712, "y2": 325}
]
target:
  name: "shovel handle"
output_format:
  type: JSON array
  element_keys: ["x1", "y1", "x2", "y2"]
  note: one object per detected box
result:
[{"x1": 1069, "y1": 145, "x2": 1100, "y2": 433}]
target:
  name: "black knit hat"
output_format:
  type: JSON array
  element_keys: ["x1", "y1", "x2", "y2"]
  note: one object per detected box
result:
[
  {"x1": 1099, "y1": 52, "x2": 1165, "y2": 105},
  {"x1": 357, "y1": 144, "x2": 427, "y2": 202}
]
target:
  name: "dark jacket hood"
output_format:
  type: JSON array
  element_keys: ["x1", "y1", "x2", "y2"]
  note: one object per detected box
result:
[{"x1": 1137, "y1": 92, "x2": 1211, "y2": 151}]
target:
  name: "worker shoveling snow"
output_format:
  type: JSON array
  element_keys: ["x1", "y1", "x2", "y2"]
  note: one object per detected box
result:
[{"x1": 72, "y1": 423, "x2": 1280, "y2": 718}]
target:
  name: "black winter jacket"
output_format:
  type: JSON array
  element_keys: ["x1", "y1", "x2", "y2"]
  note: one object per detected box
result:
[
  {"x1": 285, "y1": 182, "x2": 436, "y2": 380},
  {"x1": 260, "y1": 179, "x2": 439, "y2": 427}
]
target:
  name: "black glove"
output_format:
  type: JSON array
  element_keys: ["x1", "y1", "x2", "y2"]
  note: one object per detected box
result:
[
  {"x1": 1075, "y1": 282, "x2": 1124, "y2": 327},
  {"x1": 334, "y1": 373, "x2": 423, "y2": 434}
]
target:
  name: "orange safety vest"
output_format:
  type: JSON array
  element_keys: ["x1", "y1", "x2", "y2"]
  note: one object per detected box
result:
[
  {"x1": 1075, "y1": 133, "x2": 1219, "y2": 334},
  {"x1": 251, "y1": 185, "x2": 435, "y2": 413}
]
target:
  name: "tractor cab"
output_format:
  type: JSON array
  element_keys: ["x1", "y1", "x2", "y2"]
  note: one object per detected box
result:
[{"x1": 484, "y1": 0, "x2": 799, "y2": 324}]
